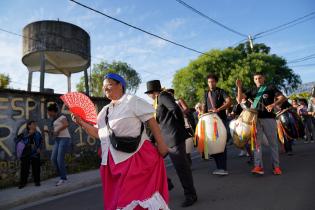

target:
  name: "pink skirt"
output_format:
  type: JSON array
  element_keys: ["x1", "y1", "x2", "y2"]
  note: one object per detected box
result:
[{"x1": 100, "y1": 141, "x2": 169, "y2": 210}]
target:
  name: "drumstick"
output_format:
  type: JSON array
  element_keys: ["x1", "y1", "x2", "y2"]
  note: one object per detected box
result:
[{"x1": 248, "y1": 98, "x2": 275, "y2": 112}]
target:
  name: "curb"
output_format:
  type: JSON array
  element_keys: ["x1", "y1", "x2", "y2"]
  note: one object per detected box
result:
[
  {"x1": 0, "y1": 170, "x2": 101, "y2": 210},
  {"x1": 1, "y1": 150, "x2": 201, "y2": 210}
]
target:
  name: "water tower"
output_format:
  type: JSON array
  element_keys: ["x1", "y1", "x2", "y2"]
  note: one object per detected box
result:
[{"x1": 22, "y1": 20, "x2": 90, "y2": 94}]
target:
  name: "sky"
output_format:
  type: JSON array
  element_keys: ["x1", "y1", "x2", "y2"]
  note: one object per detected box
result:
[{"x1": 0, "y1": 0, "x2": 314, "y2": 101}]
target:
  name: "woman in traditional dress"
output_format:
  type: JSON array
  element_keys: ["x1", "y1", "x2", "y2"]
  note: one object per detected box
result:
[{"x1": 73, "y1": 73, "x2": 169, "y2": 210}]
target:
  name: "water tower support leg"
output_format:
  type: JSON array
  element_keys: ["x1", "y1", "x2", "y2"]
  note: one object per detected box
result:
[
  {"x1": 67, "y1": 74, "x2": 71, "y2": 93},
  {"x1": 39, "y1": 52, "x2": 45, "y2": 92},
  {"x1": 84, "y1": 68, "x2": 89, "y2": 96},
  {"x1": 27, "y1": 71, "x2": 33, "y2": 92}
]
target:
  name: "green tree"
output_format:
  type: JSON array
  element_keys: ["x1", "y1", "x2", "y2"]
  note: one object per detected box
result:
[
  {"x1": 172, "y1": 42, "x2": 301, "y2": 107},
  {"x1": 77, "y1": 61, "x2": 141, "y2": 97},
  {"x1": 0, "y1": 73, "x2": 10, "y2": 89}
]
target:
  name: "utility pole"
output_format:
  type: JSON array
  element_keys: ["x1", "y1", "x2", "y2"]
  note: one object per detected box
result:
[{"x1": 248, "y1": 35, "x2": 254, "y2": 50}]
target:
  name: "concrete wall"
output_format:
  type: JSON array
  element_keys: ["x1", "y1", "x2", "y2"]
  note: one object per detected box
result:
[{"x1": 0, "y1": 89, "x2": 109, "y2": 188}]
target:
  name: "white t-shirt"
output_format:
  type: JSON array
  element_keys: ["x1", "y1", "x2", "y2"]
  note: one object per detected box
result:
[
  {"x1": 97, "y1": 94, "x2": 155, "y2": 165},
  {"x1": 53, "y1": 115, "x2": 71, "y2": 138}
]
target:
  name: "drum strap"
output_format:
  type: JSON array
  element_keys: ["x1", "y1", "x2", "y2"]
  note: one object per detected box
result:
[
  {"x1": 208, "y1": 91, "x2": 216, "y2": 109},
  {"x1": 252, "y1": 85, "x2": 267, "y2": 109}
]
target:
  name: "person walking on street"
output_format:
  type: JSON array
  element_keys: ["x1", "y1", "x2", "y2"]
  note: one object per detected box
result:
[
  {"x1": 236, "y1": 72, "x2": 287, "y2": 175},
  {"x1": 145, "y1": 80, "x2": 198, "y2": 207},
  {"x1": 73, "y1": 74, "x2": 169, "y2": 210},
  {"x1": 203, "y1": 74, "x2": 232, "y2": 176}
]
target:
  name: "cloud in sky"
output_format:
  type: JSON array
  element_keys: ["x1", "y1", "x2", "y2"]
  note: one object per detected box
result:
[
  {"x1": 0, "y1": 34, "x2": 27, "y2": 89},
  {"x1": 0, "y1": 0, "x2": 314, "y2": 100}
]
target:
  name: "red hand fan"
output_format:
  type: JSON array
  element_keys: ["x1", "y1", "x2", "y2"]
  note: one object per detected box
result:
[{"x1": 60, "y1": 92, "x2": 97, "y2": 125}]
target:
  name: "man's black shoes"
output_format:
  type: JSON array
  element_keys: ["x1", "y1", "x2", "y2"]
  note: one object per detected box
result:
[{"x1": 181, "y1": 195, "x2": 198, "y2": 207}]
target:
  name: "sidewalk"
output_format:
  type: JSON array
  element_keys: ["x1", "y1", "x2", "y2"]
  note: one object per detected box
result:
[{"x1": 0, "y1": 169, "x2": 101, "y2": 210}]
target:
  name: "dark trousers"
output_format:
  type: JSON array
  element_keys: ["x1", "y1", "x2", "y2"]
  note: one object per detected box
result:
[
  {"x1": 168, "y1": 141, "x2": 197, "y2": 198},
  {"x1": 20, "y1": 156, "x2": 41, "y2": 185},
  {"x1": 212, "y1": 147, "x2": 227, "y2": 170},
  {"x1": 211, "y1": 119, "x2": 228, "y2": 170},
  {"x1": 284, "y1": 137, "x2": 293, "y2": 153}
]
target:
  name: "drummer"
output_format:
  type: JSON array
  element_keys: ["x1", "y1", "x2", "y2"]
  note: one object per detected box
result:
[
  {"x1": 203, "y1": 74, "x2": 232, "y2": 176},
  {"x1": 236, "y1": 72, "x2": 287, "y2": 175}
]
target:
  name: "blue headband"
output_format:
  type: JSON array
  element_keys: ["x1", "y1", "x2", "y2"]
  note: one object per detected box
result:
[{"x1": 104, "y1": 73, "x2": 126, "y2": 90}]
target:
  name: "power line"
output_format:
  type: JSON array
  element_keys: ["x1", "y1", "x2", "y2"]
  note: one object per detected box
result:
[
  {"x1": 290, "y1": 56, "x2": 315, "y2": 64},
  {"x1": 288, "y1": 53, "x2": 315, "y2": 64},
  {"x1": 173, "y1": 0, "x2": 247, "y2": 37},
  {"x1": 255, "y1": 16, "x2": 315, "y2": 39},
  {"x1": 230, "y1": 11, "x2": 315, "y2": 46},
  {"x1": 69, "y1": 0, "x2": 211, "y2": 56},
  {"x1": 0, "y1": 28, "x2": 25, "y2": 38},
  {"x1": 254, "y1": 11, "x2": 315, "y2": 39},
  {"x1": 232, "y1": 38, "x2": 248, "y2": 47},
  {"x1": 289, "y1": 63, "x2": 315, "y2": 68}
]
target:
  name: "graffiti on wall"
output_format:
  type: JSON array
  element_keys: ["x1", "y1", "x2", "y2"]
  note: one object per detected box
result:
[{"x1": 0, "y1": 89, "x2": 109, "y2": 187}]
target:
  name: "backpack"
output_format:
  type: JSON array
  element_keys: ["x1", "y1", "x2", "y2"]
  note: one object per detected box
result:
[
  {"x1": 15, "y1": 134, "x2": 32, "y2": 159},
  {"x1": 16, "y1": 141, "x2": 25, "y2": 159}
]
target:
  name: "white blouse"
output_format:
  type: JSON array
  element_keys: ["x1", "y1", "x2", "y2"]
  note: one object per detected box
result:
[
  {"x1": 97, "y1": 94, "x2": 155, "y2": 165},
  {"x1": 53, "y1": 115, "x2": 71, "y2": 138}
]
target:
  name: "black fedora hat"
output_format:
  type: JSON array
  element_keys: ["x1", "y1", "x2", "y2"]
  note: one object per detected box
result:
[{"x1": 145, "y1": 80, "x2": 162, "y2": 94}]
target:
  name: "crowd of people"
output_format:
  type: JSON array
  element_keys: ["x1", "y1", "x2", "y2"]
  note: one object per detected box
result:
[{"x1": 15, "y1": 72, "x2": 315, "y2": 210}]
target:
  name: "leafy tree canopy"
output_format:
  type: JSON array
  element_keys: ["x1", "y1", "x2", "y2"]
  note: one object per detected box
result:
[
  {"x1": 0, "y1": 73, "x2": 10, "y2": 89},
  {"x1": 77, "y1": 61, "x2": 141, "y2": 97},
  {"x1": 172, "y1": 42, "x2": 301, "y2": 107}
]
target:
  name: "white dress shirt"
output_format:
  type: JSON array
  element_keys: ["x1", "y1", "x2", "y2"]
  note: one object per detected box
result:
[{"x1": 97, "y1": 94, "x2": 155, "y2": 165}]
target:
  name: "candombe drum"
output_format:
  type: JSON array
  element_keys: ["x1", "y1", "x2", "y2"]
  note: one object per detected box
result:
[
  {"x1": 229, "y1": 120, "x2": 251, "y2": 148},
  {"x1": 230, "y1": 108, "x2": 258, "y2": 149},
  {"x1": 276, "y1": 108, "x2": 304, "y2": 140},
  {"x1": 194, "y1": 113, "x2": 227, "y2": 158},
  {"x1": 238, "y1": 108, "x2": 258, "y2": 124}
]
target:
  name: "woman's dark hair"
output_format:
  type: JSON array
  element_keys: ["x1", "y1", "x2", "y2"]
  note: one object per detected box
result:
[
  {"x1": 207, "y1": 74, "x2": 218, "y2": 82},
  {"x1": 26, "y1": 120, "x2": 36, "y2": 131},
  {"x1": 47, "y1": 103, "x2": 59, "y2": 112}
]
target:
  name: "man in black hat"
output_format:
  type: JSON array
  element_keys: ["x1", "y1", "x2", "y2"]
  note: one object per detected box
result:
[{"x1": 145, "y1": 80, "x2": 198, "y2": 207}]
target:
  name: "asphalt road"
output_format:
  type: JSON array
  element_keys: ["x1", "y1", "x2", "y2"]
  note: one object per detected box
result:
[{"x1": 22, "y1": 142, "x2": 315, "y2": 210}]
